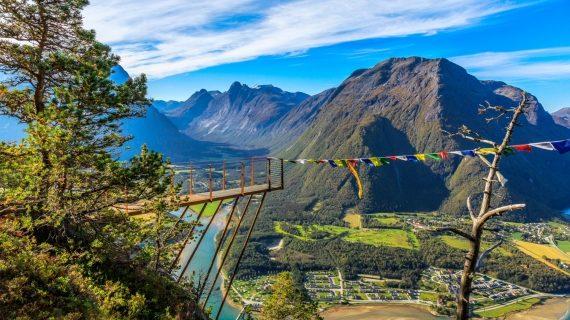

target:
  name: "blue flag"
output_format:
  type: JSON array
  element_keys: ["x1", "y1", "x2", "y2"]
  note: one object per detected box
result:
[
  {"x1": 360, "y1": 158, "x2": 375, "y2": 167},
  {"x1": 551, "y1": 140, "x2": 570, "y2": 154},
  {"x1": 405, "y1": 155, "x2": 418, "y2": 162},
  {"x1": 328, "y1": 160, "x2": 338, "y2": 167},
  {"x1": 461, "y1": 150, "x2": 476, "y2": 157}
]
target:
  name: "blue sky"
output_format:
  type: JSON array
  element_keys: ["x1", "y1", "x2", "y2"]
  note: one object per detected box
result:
[{"x1": 84, "y1": 0, "x2": 570, "y2": 111}]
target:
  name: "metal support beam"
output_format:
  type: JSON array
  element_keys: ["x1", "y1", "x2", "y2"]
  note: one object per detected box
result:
[
  {"x1": 198, "y1": 195, "x2": 253, "y2": 297},
  {"x1": 202, "y1": 195, "x2": 252, "y2": 308},
  {"x1": 177, "y1": 200, "x2": 225, "y2": 283},
  {"x1": 216, "y1": 192, "x2": 267, "y2": 320},
  {"x1": 169, "y1": 202, "x2": 208, "y2": 272}
]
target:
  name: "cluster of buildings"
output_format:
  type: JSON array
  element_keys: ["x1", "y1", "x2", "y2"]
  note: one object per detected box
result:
[{"x1": 472, "y1": 276, "x2": 530, "y2": 301}]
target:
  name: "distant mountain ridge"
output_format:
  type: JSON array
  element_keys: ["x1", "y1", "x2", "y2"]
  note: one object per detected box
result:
[
  {"x1": 552, "y1": 108, "x2": 570, "y2": 129},
  {"x1": 163, "y1": 82, "x2": 311, "y2": 148}
]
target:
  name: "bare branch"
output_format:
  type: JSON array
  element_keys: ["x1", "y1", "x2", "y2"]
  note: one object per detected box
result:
[
  {"x1": 477, "y1": 204, "x2": 526, "y2": 228},
  {"x1": 416, "y1": 224, "x2": 475, "y2": 242},
  {"x1": 467, "y1": 196, "x2": 476, "y2": 222},
  {"x1": 475, "y1": 238, "x2": 504, "y2": 270}
]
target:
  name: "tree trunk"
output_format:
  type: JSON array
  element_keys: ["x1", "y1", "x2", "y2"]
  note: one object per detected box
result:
[{"x1": 457, "y1": 233, "x2": 481, "y2": 319}]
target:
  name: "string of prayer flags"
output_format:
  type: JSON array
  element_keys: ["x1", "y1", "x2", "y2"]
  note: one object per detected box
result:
[
  {"x1": 284, "y1": 140, "x2": 570, "y2": 177},
  {"x1": 551, "y1": 140, "x2": 570, "y2": 154},
  {"x1": 347, "y1": 161, "x2": 363, "y2": 198}
]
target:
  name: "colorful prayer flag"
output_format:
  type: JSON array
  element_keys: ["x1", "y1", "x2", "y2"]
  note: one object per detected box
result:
[
  {"x1": 426, "y1": 153, "x2": 441, "y2": 160},
  {"x1": 529, "y1": 142, "x2": 555, "y2": 151},
  {"x1": 361, "y1": 158, "x2": 375, "y2": 167},
  {"x1": 551, "y1": 140, "x2": 570, "y2": 154},
  {"x1": 503, "y1": 147, "x2": 516, "y2": 156},
  {"x1": 405, "y1": 155, "x2": 418, "y2": 162},
  {"x1": 347, "y1": 161, "x2": 363, "y2": 199},
  {"x1": 448, "y1": 151, "x2": 463, "y2": 156},
  {"x1": 414, "y1": 154, "x2": 426, "y2": 161},
  {"x1": 512, "y1": 145, "x2": 532, "y2": 152},
  {"x1": 318, "y1": 159, "x2": 328, "y2": 164},
  {"x1": 328, "y1": 160, "x2": 338, "y2": 167},
  {"x1": 334, "y1": 159, "x2": 347, "y2": 167},
  {"x1": 386, "y1": 156, "x2": 398, "y2": 161},
  {"x1": 379, "y1": 158, "x2": 391, "y2": 165},
  {"x1": 461, "y1": 150, "x2": 476, "y2": 157},
  {"x1": 348, "y1": 159, "x2": 359, "y2": 167},
  {"x1": 479, "y1": 148, "x2": 498, "y2": 155},
  {"x1": 396, "y1": 156, "x2": 408, "y2": 161},
  {"x1": 438, "y1": 152, "x2": 448, "y2": 159},
  {"x1": 369, "y1": 157, "x2": 383, "y2": 166}
]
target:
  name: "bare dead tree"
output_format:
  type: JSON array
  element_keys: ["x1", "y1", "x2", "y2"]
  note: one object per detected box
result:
[{"x1": 421, "y1": 92, "x2": 530, "y2": 319}]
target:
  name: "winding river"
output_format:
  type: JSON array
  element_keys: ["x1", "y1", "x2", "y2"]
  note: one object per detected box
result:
[{"x1": 172, "y1": 206, "x2": 240, "y2": 320}]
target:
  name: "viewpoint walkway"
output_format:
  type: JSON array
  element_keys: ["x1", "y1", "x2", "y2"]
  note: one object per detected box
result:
[{"x1": 114, "y1": 157, "x2": 283, "y2": 215}]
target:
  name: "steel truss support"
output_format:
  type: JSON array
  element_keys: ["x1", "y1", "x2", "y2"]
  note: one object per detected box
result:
[
  {"x1": 202, "y1": 195, "x2": 254, "y2": 308},
  {"x1": 216, "y1": 192, "x2": 267, "y2": 320},
  {"x1": 198, "y1": 195, "x2": 253, "y2": 298},
  {"x1": 176, "y1": 200, "x2": 226, "y2": 283},
  {"x1": 169, "y1": 202, "x2": 209, "y2": 272}
]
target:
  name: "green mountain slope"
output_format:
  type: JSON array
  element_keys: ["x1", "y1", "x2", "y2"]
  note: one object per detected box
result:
[{"x1": 266, "y1": 57, "x2": 570, "y2": 221}]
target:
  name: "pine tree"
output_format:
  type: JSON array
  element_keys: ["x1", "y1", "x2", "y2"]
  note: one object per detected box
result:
[{"x1": 0, "y1": 0, "x2": 203, "y2": 318}]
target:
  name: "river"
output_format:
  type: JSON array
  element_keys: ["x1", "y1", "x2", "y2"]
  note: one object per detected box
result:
[{"x1": 173, "y1": 206, "x2": 240, "y2": 320}]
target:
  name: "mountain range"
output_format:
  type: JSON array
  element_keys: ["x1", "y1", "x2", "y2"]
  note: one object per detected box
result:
[{"x1": 162, "y1": 57, "x2": 570, "y2": 222}]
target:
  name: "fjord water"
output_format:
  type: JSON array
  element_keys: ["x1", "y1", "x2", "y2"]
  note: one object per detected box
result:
[{"x1": 173, "y1": 206, "x2": 240, "y2": 320}]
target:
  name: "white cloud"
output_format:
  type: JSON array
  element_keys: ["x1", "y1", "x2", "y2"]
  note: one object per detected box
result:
[
  {"x1": 450, "y1": 47, "x2": 570, "y2": 80},
  {"x1": 84, "y1": 0, "x2": 525, "y2": 79}
]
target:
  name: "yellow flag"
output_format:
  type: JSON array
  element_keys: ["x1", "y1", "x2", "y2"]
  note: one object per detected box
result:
[
  {"x1": 479, "y1": 148, "x2": 498, "y2": 155},
  {"x1": 347, "y1": 161, "x2": 363, "y2": 199},
  {"x1": 369, "y1": 157, "x2": 383, "y2": 166},
  {"x1": 414, "y1": 154, "x2": 426, "y2": 161}
]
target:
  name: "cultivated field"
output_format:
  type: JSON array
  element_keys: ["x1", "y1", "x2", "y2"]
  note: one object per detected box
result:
[
  {"x1": 343, "y1": 213, "x2": 362, "y2": 228},
  {"x1": 516, "y1": 241, "x2": 570, "y2": 276},
  {"x1": 274, "y1": 222, "x2": 419, "y2": 249},
  {"x1": 556, "y1": 240, "x2": 570, "y2": 254},
  {"x1": 189, "y1": 199, "x2": 233, "y2": 218}
]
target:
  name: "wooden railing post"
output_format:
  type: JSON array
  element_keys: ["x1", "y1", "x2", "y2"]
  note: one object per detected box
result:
[
  {"x1": 223, "y1": 160, "x2": 226, "y2": 190},
  {"x1": 251, "y1": 158, "x2": 255, "y2": 187},
  {"x1": 189, "y1": 162, "x2": 193, "y2": 195},
  {"x1": 208, "y1": 164, "x2": 213, "y2": 201},
  {"x1": 240, "y1": 162, "x2": 245, "y2": 195}
]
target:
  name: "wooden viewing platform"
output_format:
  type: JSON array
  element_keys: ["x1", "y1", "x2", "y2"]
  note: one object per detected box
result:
[{"x1": 115, "y1": 157, "x2": 284, "y2": 216}]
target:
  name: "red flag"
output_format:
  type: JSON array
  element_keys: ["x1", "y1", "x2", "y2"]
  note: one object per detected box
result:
[
  {"x1": 348, "y1": 159, "x2": 359, "y2": 167},
  {"x1": 512, "y1": 145, "x2": 533, "y2": 153},
  {"x1": 318, "y1": 159, "x2": 328, "y2": 163},
  {"x1": 386, "y1": 156, "x2": 397, "y2": 161},
  {"x1": 438, "y1": 152, "x2": 448, "y2": 159}
]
